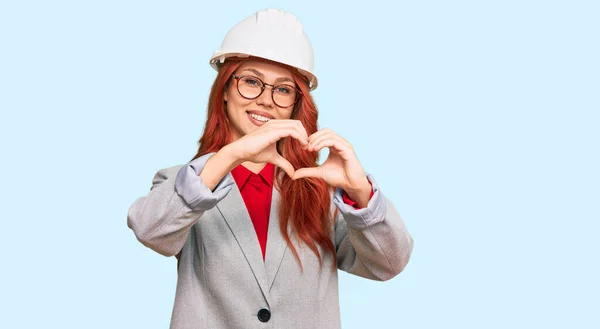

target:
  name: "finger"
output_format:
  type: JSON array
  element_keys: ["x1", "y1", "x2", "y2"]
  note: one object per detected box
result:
[
  {"x1": 260, "y1": 123, "x2": 306, "y2": 145},
  {"x1": 274, "y1": 120, "x2": 309, "y2": 144},
  {"x1": 309, "y1": 133, "x2": 351, "y2": 152},
  {"x1": 296, "y1": 120, "x2": 309, "y2": 142},
  {"x1": 311, "y1": 137, "x2": 350, "y2": 155},
  {"x1": 307, "y1": 131, "x2": 335, "y2": 150},
  {"x1": 270, "y1": 125, "x2": 309, "y2": 145},
  {"x1": 307, "y1": 128, "x2": 332, "y2": 144},
  {"x1": 292, "y1": 167, "x2": 323, "y2": 180},
  {"x1": 274, "y1": 120, "x2": 309, "y2": 141},
  {"x1": 273, "y1": 127, "x2": 309, "y2": 146},
  {"x1": 308, "y1": 129, "x2": 351, "y2": 150},
  {"x1": 270, "y1": 153, "x2": 295, "y2": 178}
]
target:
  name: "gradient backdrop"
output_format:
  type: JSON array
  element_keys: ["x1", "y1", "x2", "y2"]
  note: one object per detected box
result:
[{"x1": 1, "y1": 1, "x2": 598, "y2": 328}]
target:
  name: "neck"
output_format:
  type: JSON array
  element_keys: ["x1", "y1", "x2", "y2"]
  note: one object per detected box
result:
[{"x1": 241, "y1": 161, "x2": 267, "y2": 174}]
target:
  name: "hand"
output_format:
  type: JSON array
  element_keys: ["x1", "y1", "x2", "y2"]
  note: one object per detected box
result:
[
  {"x1": 227, "y1": 119, "x2": 309, "y2": 178},
  {"x1": 292, "y1": 128, "x2": 370, "y2": 195}
]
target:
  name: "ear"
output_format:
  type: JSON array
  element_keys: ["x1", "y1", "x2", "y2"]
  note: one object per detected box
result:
[{"x1": 223, "y1": 85, "x2": 229, "y2": 102}]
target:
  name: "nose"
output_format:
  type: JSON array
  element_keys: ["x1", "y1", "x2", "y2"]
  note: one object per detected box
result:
[{"x1": 255, "y1": 85, "x2": 275, "y2": 108}]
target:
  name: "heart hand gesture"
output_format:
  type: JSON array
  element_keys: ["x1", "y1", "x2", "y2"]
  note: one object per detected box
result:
[{"x1": 292, "y1": 128, "x2": 371, "y2": 203}]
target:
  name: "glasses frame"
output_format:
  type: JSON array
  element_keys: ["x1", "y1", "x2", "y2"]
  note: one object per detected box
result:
[{"x1": 231, "y1": 74, "x2": 302, "y2": 108}]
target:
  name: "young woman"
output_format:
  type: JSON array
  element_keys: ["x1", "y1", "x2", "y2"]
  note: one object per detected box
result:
[{"x1": 128, "y1": 8, "x2": 413, "y2": 329}]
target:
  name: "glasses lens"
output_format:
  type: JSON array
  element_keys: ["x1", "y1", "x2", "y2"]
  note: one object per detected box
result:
[
  {"x1": 237, "y1": 76, "x2": 263, "y2": 99},
  {"x1": 273, "y1": 84, "x2": 298, "y2": 108}
]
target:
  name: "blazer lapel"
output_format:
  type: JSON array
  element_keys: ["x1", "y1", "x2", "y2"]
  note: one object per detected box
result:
[
  {"x1": 265, "y1": 187, "x2": 294, "y2": 291},
  {"x1": 215, "y1": 183, "x2": 271, "y2": 306}
]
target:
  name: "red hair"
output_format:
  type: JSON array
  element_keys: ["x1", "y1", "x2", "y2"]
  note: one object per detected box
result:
[{"x1": 192, "y1": 59, "x2": 337, "y2": 270}]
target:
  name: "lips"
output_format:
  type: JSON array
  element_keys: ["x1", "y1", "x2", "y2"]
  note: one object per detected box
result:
[
  {"x1": 246, "y1": 110, "x2": 275, "y2": 127},
  {"x1": 246, "y1": 110, "x2": 275, "y2": 119},
  {"x1": 247, "y1": 112, "x2": 268, "y2": 126}
]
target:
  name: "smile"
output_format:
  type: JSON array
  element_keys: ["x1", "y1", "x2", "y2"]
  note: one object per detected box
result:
[{"x1": 248, "y1": 112, "x2": 272, "y2": 123}]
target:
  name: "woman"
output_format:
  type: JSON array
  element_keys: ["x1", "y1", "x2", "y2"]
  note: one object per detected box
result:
[{"x1": 128, "y1": 8, "x2": 413, "y2": 329}]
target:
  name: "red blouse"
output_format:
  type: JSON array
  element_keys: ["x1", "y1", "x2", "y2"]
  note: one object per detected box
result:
[{"x1": 231, "y1": 163, "x2": 373, "y2": 260}]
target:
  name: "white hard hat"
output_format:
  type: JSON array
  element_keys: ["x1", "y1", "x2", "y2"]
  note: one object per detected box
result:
[{"x1": 210, "y1": 9, "x2": 318, "y2": 90}]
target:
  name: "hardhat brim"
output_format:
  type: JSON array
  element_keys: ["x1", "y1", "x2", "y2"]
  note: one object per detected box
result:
[{"x1": 209, "y1": 52, "x2": 318, "y2": 91}]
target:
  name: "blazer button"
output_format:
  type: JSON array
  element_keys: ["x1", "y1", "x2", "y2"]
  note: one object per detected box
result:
[{"x1": 257, "y1": 308, "x2": 271, "y2": 322}]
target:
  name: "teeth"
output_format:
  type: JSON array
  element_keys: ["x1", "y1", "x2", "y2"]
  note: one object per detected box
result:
[{"x1": 249, "y1": 113, "x2": 271, "y2": 122}]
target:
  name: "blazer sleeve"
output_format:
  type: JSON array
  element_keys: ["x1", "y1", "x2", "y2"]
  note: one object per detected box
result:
[
  {"x1": 333, "y1": 173, "x2": 414, "y2": 281},
  {"x1": 127, "y1": 152, "x2": 235, "y2": 257}
]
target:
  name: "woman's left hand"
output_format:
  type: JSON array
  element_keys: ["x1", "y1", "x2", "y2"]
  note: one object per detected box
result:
[{"x1": 292, "y1": 128, "x2": 372, "y2": 206}]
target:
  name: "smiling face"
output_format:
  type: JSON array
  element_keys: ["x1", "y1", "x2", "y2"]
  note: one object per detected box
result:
[{"x1": 224, "y1": 60, "x2": 298, "y2": 141}]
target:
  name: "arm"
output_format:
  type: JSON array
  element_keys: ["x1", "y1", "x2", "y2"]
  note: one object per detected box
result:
[
  {"x1": 334, "y1": 174, "x2": 414, "y2": 281},
  {"x1": 127, "y1": 152, "x2": 236, "y2": 257},
  {"x1": 127, "y1": 121, "x2": 311, "y2": 256}
]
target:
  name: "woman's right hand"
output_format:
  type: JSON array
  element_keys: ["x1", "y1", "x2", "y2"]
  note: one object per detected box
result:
[{"x1": 227, "y1": 119, "x2": 309, "y2": 177}]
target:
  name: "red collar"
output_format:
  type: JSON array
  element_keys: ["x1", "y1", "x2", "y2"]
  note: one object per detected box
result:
[{"x1": 231, "y1": 163, "x2": 275, "y2": 189}]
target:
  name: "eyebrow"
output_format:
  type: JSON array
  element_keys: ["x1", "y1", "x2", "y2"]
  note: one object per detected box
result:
[{"x1": 241, "y1": 68, "x2": 294, "y2": 84}]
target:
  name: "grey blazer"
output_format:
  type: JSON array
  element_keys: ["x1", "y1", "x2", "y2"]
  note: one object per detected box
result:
[{"x1": 127, "y1": 153, "x2": 413, "y2": 329}]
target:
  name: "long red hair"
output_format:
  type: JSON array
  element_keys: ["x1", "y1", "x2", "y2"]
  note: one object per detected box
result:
[{"x1": 192, "y1": 58, "x2": 337, "y2": 270}]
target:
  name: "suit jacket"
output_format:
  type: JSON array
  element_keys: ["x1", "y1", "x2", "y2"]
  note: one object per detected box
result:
[{"x1": 127, "y1": 153, "x2": 413, "y2": 329}]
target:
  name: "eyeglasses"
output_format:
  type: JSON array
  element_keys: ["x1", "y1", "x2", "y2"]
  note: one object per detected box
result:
[{"x1": 231, "y1": 74, "x2": 301, "y2": 108}]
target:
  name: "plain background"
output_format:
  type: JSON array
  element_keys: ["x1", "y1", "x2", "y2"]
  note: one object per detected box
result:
[{"x1": 1, "y1": 1, "x2": 598, "y2": 328}]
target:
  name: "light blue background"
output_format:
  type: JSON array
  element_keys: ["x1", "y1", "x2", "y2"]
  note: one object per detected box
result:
[{"x1": 1, "y1": 1, "x2": 598, "y2": 328}]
